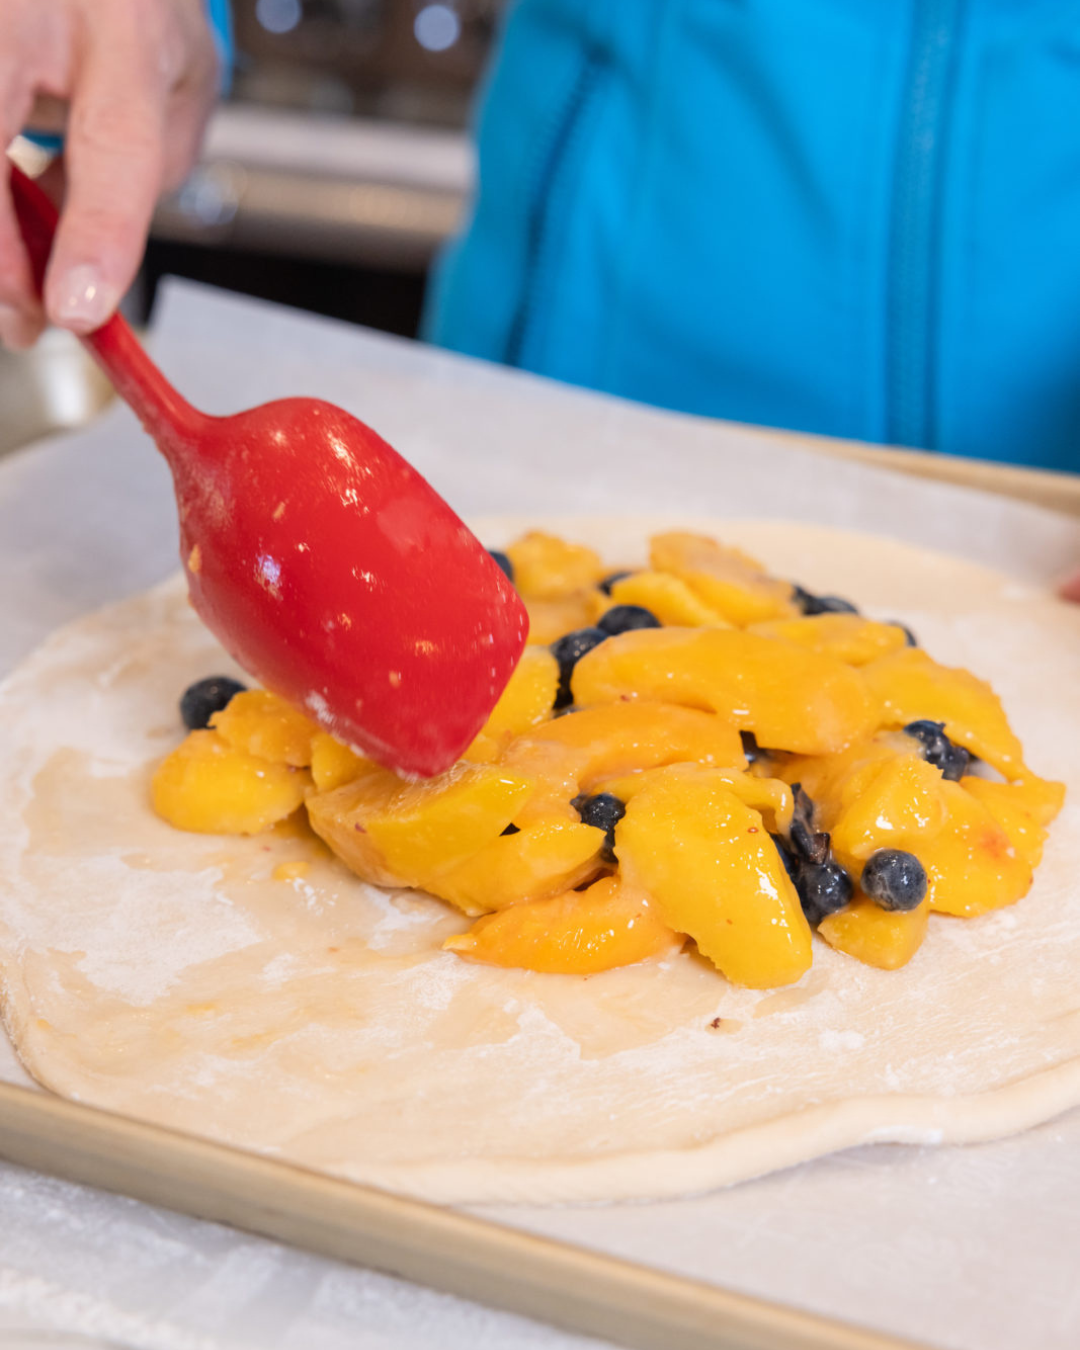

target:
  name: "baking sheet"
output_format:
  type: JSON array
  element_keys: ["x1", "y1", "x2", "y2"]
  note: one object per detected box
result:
[{"x1": 1, "y1": 281, "x2": 1078, "y2": 1350}]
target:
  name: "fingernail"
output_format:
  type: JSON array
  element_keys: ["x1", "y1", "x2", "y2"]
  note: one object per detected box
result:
[{"x1": 52, "y1": 263, "x2": 120, "y2": 332}]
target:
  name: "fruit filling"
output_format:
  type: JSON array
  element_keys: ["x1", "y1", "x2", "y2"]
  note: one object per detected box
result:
[{"x1": 152, "y1": 530, "x2": 1064, "y2": 987}]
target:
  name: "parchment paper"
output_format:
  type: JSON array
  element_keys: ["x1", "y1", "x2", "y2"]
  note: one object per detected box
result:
[{"x1": 1, "y1": 280, "x2": 1077, "y2": 1350}]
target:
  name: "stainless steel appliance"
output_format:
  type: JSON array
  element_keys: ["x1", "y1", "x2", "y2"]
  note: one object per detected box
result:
[{"x1": 147, "y1": 0, "x2": 502, "y2": 319}]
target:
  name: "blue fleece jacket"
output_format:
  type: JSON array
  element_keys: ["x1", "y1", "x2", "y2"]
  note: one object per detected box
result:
[{"x1": 425, "y1": 0, "x2": 1080, "y2": 471}]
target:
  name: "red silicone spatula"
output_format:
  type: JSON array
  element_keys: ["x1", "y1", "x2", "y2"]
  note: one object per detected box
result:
[{"x1": 9, "y1": 162, "x2": 528, "y2": 777}]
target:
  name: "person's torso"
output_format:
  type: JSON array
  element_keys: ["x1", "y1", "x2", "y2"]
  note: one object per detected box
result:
[{"x1": 426, "y1": 0, "x2": 1080, "y2": 471}]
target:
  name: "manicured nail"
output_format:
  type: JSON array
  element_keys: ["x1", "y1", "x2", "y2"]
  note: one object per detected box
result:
[
  {"x1": 1059, "y1": 571, "x2": 1080, "y2": 604},
  {"x1": 52, "y1": 263, "x2": 119, "y2": 332}
]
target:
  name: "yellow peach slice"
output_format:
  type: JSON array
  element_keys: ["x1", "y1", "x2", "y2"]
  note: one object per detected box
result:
[
  {"x1": 306, "y1": 762, "x2": 533, "y2": 890},
  {"x1": 601, "y1": 763, "x2": 794, "y2": 836},
  {"x1": 828, "y1": 753, "x2": 948, "y2": 871},
  {"x1": 609, "y1": 571, "x2": 732, "y2": 628},
  {"x1": 960, "y1": 777, "x2": 1062, "y2": 871},
  {"x1": 749, "y1": 613, "x2": 908, "y2": 666},
  {"x1": 309, "y1": 731, "x2": 372, "y2": 792},
  {"x1": 506, "y1": 531, "x2": 605, "y2": 599},
  {"x1": 779, "y1": 730, "x2": 921, "y2": 809},
  {"x1": 920, "y1": 781, "x2": 1033, "y2": 916},
  {"x1": 862, "y1": 648, "x2": 1025, "y2": 778},
  {"x1": 649, "y1": 531, "x2": 797, "y2": 624},
  {"x1": 503, "y1": 701, "x2": 746, "y2": 821},
  {"x1": 572, "y1": 628, "x2": 878, "y2": 755},
  {"x1": 431, "y1": 817, "x2": 605, "y2": 916},
  {"x1": 616, "y1": 767, "x2": 812, "y2": 987},
  {"x1": 819, "y1": 898, "x2": 929, "y2": 970},
  {"x1": 153, "y1": 730, "x2": 309, "y2": 835},
  {"x1": 992, "y1": 774, "x2": 1066, "y2": 828},
  {"x1": 524, "y1": 593, "x2": 600, "y2": 645},
  {"x1": 211, "y1": 688, "x2": 318, "y2": 767},
  {"x1": 464, "y1": 646, "x2": 559, "y2": 762},
  {"x1": 445, "y1": 875, "x2": 681, "y2": 974}
]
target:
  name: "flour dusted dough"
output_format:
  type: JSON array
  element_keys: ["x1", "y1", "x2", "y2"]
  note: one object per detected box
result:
[{"x1": 0, "y1": 518, "x2": 1078, "y2": 1204}]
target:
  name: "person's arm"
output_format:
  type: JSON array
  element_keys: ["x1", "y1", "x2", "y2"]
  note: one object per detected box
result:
[{"x1": 0, "y1": 0, "x2": 222, "y2": 350}]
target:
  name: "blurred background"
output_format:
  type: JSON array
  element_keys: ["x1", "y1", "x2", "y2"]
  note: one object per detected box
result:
[{"x1": 3, "y1": 0, "x2": 500, "y2": 454}]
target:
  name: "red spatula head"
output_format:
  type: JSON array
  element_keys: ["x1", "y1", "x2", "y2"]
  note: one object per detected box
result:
[
  {"x1": 174, "y1": 395, "x2": 528, "y2": 776},
  {"x1": 8, "y1": 161, "x2": 528, "y2": 776}
]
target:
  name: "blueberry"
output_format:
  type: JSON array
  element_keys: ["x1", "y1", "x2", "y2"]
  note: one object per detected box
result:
[
  {"x1": 861, "y1": 849, "x2": 927, "y2": 911},
  {"x1": 489, "y1": 550, "x2": 514, "y2": 583},
  {"x1": 597, "y1": 604, "x2": 661, "y2": 636},
  {"x1": 792, "y1": 585, "x2": 860, "y2": 616},
  {"x1": 571, "y1": 792, "x2": 626, "y2": 862},
  {"x1": 771, "y1": 833, "x2": 799, "y2": 882},
  {"x1": 796, "y1": 860, "x2": 854, "y2": 926},
  {"x1": 791, "y1": 782, "x2": 815, "y2": 826},
  {"x1": 903, "y1": 719, "x2": 970, "y2": 782},
  {"x1": 790, "y1": 818, "x2": 831, "y2": 865},
  {"x1": 788, "y1": 783, "x2": 830, "y2": 864},
  {"x1": 599, "y1": 570, "x2": 633, "y2": 596},
  {"x1": 550, "y1": 627, "x2": 608, "y2": 708},
  {"x1": 180, "y1": 675, "x2": 246, "y2": 730}
]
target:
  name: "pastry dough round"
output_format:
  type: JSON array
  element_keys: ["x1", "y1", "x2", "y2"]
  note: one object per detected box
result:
[{"x1": 0, "y1": 518, "x2": 1077, "y2": 1204}]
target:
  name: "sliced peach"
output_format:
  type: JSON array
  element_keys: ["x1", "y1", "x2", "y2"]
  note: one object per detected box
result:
[
  {"x1": 572, "y1": 628, "x2": 878, "y2": 755},
  {"x1": 445, "y1": 875, "x2": 681, "y2": 973},
  {"x1": 862, "y1": 648, "x2": 1025, "y2": 778},
  {"x1": 828, "y1": 753, "x2": 948, "y2": 871},
  {"x1": 994, "y1": 774, "x2": 1066, "y2": 828},
  {"x1": 506, "y1": 531, "x2": 605, "y2": 599},
  {"x1": 309, "y1": 731, "x2": 372, "y2": 792},
  {"x1": 153, "y1": 730, "x2": 309, "y2": 835},
  {"x1": 616, "y1": 766, "x2": 812, "y2": 987},
  {"x1": 779, "y1": 732, "x2": 912, "y2": 805},
  {"x1": 503, "y1": 701, "x2": 746, "y2": 821},
  {"x1": 211, "y1": 688, "x2": 318, "y2": 767},
  {"x1": 431, "y1": 817, "x2": 605, "y2": 915},
  {"x1": 306, "y1": 762, "x2": 533, "y2": 890},
  {"x1": 749, "y1": 613, "x2": 908, "y2": 666},
  {"x1": 649, "y1": 531, "x2": 797, "y2": 624},
  {"x1": 961, "y1": 776, "x2": 1063, "y2": 871},
  {"x1": 818, "y1": 898, "x2": 929, "y2": 970},
  {"x1": 601, "y1": 763, "x2": 794, "y2": 836},
  {"x1": 464, "y1": 646, "x2": 559, "y2": 762},
  {"x1": 524, "y1": 593, "x2": 599, "y2": 645},
  {"x1": 920, "y1": 781, "x2": 1033, "y2": 916},
  {"x1": 609, "y1": 571, "x2": 732, "y2": 628}
]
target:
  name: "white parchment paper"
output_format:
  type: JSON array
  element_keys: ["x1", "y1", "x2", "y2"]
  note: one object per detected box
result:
[{"x1": 0, "y1": 280, "x2": 1078, "y2": 1350}]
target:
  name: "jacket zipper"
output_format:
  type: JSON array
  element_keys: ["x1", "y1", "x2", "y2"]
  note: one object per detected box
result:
[
  {"x1": 887, "y1": 0, "x2": 966, "y2": 449},
  {"x1": 506, "y1": 51, "x2": 606, "y2": 370}
]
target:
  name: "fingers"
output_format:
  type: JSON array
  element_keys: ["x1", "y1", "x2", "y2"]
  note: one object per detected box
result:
[
  {"x1": 0, "y1": 0, "x2": 219, "y2": 346},
  {"x1": 0, "y1": 304, "x2": 45, "y2": 350},
  {"x1": 43, "y1": 18, "x2": 168, "y2": 334},
  {"x1": 160, "y1": 2, "x2": 219, "y2": 192},
  {"x1": 0, "y1": 61, "x2": 45, "y2": 345}
]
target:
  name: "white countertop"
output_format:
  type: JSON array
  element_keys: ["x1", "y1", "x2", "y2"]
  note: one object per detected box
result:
[{"x1": 0, "y1": 281, "x2": 1078, "y2": 1350}]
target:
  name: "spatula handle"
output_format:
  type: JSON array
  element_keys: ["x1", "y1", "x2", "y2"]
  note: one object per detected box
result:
[{"x1": 8, "y1": 160, "x2": 203, "y2": 444}]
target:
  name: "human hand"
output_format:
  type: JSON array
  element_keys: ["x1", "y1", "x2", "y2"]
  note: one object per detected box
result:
[
  {"x1": 1060, "y1": 570, "x2": 1080, "y2": 603},
  {"x1": 0, "y1": 0, "x2": 219, "y2": 349}
]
